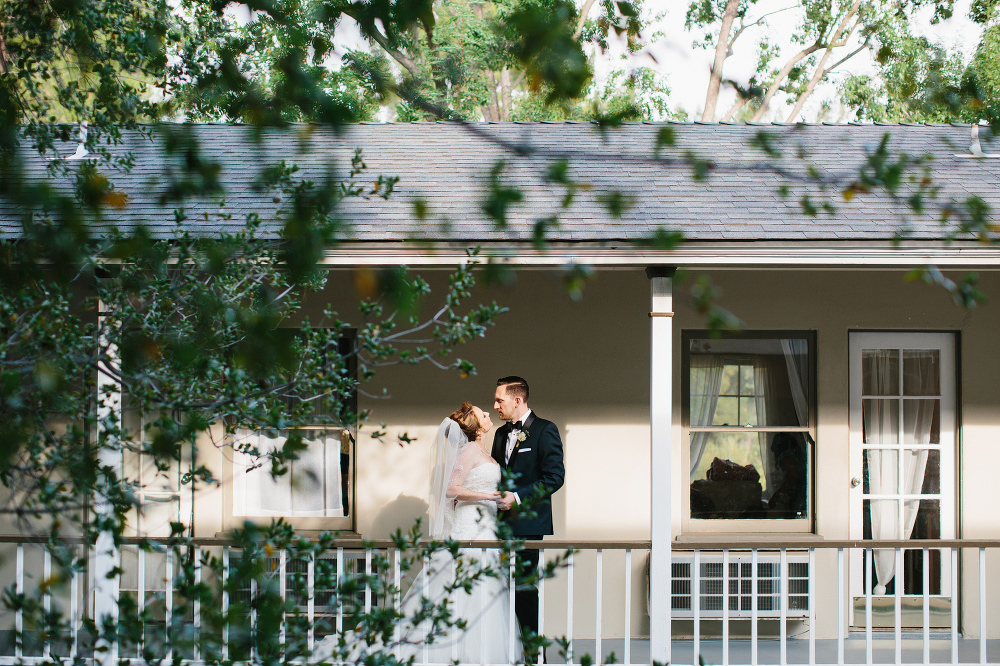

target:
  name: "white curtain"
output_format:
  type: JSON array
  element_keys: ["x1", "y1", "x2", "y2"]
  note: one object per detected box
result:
[
  {"x1": 864, "y1": 351, "x2": 935, "y2": 594},
  {"x1": 752, "y1": 358, "x2": 771, "y2": 492},
  {"x1": 689, "y1": 355, "x2": 725, "y2": 481},
  {"x1": 233, "y1": 430, "x2": 344, "y2": 517},
  {"x1": 781, "y1": 339, "x2": 809, "y2": 427}
]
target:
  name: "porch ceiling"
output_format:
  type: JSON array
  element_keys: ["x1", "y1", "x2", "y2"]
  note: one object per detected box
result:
[{"x1": 4, "y1": 122, "x2": 999, "y2": 253}]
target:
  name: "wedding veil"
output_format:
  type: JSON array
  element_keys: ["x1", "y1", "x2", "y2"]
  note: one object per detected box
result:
[{"x1": 427, "y1": 417, "x2": 471, "y2": 539}]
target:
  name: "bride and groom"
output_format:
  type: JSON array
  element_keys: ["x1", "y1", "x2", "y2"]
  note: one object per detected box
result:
[{"x1": 407, "y1": 376, "x2": 566, "y2": 663}]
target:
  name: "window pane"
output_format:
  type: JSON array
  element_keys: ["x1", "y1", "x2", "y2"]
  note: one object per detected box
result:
[
  {"x1": 862, "y1": 349, "x2": 899, "y2": 396},
  {"x1": 903, "y1": 399, "x2": 940, "y2": 445},
  {"x1": 713, "y1": 396, "x2": 738, "y2": 426},
  {"x1": 862, "y1": 399, "x2": 899, "y2": 446},
  {"x1": 690, "y1": 431, "x2": 808, "y2": 519},
  {"x1": 687, "y1": 337, "x2": 810, "y2": 427},
  {"x1": 903, "y1": 350, "x2": 940, "y2": 396}
]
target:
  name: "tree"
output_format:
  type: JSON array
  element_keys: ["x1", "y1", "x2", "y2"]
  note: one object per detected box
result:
[
  {"x1": 2, "y1": 0, "x2": 998, "y2": 662},
  {"x1": 839, "y1": 7, "x2": 1000, "y2": 123},
  {"x1": 686, "y1": 0, "x2": 966, "y2": 122}
]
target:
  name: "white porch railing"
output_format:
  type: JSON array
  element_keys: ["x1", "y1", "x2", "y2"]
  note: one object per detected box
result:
[{"x1": 1, "y1": 537, "x2": 998, "y2": 665}]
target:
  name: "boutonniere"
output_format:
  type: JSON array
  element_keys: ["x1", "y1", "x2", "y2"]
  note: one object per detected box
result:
[{"x1": 517, "y1": 430, "x2": 528, "y2": 443}]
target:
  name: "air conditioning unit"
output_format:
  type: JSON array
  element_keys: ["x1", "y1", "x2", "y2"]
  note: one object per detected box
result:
[{"x1": 670, "y1": 552, "x2": 809, "y2": 618}]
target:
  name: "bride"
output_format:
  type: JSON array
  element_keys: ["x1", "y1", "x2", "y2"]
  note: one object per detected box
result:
[
  {"x1": 402, "y1": 401, "x2": 520, "y2": 664},
  {"x1": 313, "y1": 402, "x2": 519, "y2": 664}
]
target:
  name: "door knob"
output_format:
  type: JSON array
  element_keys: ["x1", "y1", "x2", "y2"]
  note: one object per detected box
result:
[{"x1": 851, "y1": 477, "x2": 861, "y2": 488}]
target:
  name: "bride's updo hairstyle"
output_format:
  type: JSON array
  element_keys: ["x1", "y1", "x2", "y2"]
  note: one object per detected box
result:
[{"x1": 449, "y1": 401, "x2": 481, "y2": 441}]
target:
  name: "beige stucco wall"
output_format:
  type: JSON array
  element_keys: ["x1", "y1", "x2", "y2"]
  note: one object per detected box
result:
[
  {"x1": 301, "y1": 266, "x2": 1000, "y2": 640},
  {"x1": 4, "y1": 265, "x2": 999, "y2": 643}
]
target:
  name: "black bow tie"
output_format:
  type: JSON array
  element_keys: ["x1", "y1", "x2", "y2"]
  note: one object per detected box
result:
[{"x1": 508, "y1": 421, "x2": 525, "y2": 432}]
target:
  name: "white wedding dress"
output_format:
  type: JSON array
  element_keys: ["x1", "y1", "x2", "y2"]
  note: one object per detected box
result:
[
  {"x1": 312, "y1": 459, "x2": 519, "y2": 665},
  {"x1": 400, "y1": 460, "x2": 519, "y2": 664}
]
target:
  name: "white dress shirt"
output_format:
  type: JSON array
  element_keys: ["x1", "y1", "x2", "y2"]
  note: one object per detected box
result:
[
  {"x1": 505, "y1": 409, "x2": 532, "y2": 463},
  {"x1": 504, "y1": 409, "x2": 532, "y2": 506}
]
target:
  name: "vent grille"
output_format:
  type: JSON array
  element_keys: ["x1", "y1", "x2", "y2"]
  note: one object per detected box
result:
[{"x1": 670, "y1": 553, "x2": 809, "y2": 617}]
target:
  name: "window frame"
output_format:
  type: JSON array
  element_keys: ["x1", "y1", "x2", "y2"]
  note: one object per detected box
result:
[
  {"x1": 225, "y1": 328, "x2": 358, "y2": 533},
  {"x1": 681, "y1": 329, "x2": 817, "y2": 534}
]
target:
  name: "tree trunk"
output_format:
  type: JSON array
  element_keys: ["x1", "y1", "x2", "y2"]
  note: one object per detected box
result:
[
  {"x1": 500, "y1": 68, "x2": 513, "y2": 121},
  {"x1": 701, "y1": 0, "x2": 742, "y2": 122},
  {"x1": 720, "y1": 96, "x2": 748, "y2": 122},
  {"x1": 748, "y1": 44, "x2": 822, "y2": 122},
  {"x1": 784, "y1": 0, "x2": 863, "y2": 122},
  {"x1": 574, "y1": 0, "x2": 600, "y2": 39}
]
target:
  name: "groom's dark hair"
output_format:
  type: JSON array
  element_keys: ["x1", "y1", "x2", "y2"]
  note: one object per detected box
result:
[{"x1": 497, "y1": 376, "x2": 529, "y2": 402}]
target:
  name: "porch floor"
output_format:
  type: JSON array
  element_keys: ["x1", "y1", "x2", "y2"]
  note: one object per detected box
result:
[{"x1": 557, "y1": 636, "x2": 1000, "y2": 665}]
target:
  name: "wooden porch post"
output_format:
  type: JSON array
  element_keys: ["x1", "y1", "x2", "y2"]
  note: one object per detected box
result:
[
  {"x1": 646, "y1": 267, "x2": 675, "y2": 663},
  {"x1": 93, "y1": 301, "x2": 120, "y2": 666}
]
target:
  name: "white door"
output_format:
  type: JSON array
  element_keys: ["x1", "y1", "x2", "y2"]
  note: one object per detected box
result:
[{"x1": 848, "y1": 333, "x2": 956, "y2": 618}]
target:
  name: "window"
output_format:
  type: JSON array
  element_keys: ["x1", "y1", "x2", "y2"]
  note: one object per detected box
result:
[
  {"x1": 233, "y1": 428, "x2": 350, "y2": 518},
  {"x1": 683, "y1": 331, "x2": 814, "y2": 526},
  {"x1": 230, "y1": 330, "x2": 356, "y2": 529}
]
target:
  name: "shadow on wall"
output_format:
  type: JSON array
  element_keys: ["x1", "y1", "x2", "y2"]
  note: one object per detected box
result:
[{"x1": 371, "y1": 493, "x2": 429, "y2": 538}]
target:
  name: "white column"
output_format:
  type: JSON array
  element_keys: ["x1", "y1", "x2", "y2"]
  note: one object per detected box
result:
[
  {"x1": 93, "y1": 301, "x2": 120, "y2": 666},
  {"x1": 647, "y1": 267, "x2": 674, "y2": 664}
]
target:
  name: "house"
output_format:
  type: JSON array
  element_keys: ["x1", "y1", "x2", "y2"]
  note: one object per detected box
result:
[{"x1": 2, "y1": 121, "x2": 999, "y2": 665}]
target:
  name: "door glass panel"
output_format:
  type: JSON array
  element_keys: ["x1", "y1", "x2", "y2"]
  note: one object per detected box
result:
[
  {"x1": 921, "y1": 450, "x2": 941, "y2": 494},
  {"x1": 862, "y1": 399, "x2": 899, "y2": 445},
  {"x1": 903, "y1": 350, "x2": 940, "y2": 396},
  {"x1": 863, "y1": 450, "x2": 898, "y2": 495},
  {"x1": 903, "y1": 399, "x2": 940, "y2": 445},
  {"x1": 862, "y1": 349, "x2": 899, "y2": 395}
]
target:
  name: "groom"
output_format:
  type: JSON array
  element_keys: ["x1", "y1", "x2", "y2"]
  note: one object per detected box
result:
[{"x1": 492, "y1": 376, "x2": 565, "y2": 637}]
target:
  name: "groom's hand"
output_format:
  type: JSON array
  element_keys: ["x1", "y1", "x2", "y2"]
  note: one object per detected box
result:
[{"x1": 498, "y1": 491, "x2": 516, "y2": 511}]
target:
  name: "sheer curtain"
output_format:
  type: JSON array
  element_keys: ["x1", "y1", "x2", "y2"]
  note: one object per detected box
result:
[
  {"x1": 864, "y1": 351, "x2": 934, "y2": 594},
  {"x1": 782, "y1": 339, "x2": 809, "y2": 427},
  {"x1": 233, "y1": 430, "x2": 344, "y2": 517},
  {"x1": 689, "y1": 355, "x2": 725, "y2": 481}
]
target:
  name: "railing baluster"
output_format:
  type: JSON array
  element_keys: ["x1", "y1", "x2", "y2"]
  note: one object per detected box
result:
[
  {"x1": 452, "y1": 555, "x2": 459, "y2": 665},
  {"x1": 923, "y1": 547, "x2": 930, "y2": 666},
  {"x1": 951, "y1": 547, "x2": 958, "y2": 665},
  {"x1": 808, "y1": 548, "x2": 815, "y2": 666},
  {"x1": 894, "y1": 547, "x2": 902, "y2": 665},
  {"x1": 249, "y1": 562, "x2": 256, "y2": 664},
  {"x1": 43, "y1": 546, "x2": 52, "y2": 659},
  {"x1": 337, "y1": 547, "x2": 344, "y2": 634},
  {"x1": 138, "y1": 547, "x2": 146, "y2": 658},
  {"x1": 780, "y1": 548, "x2": 787, "y2": 666},
  {"x1": 508, "y1": 548, "x2": 515, "y2": 666},
  {"x1": 166, "y1": 548, "x2": 174, "y2": 663},
  {"x1": 595, "y1": 548, "x2": 602, "y2": 665},
  {"x1": 393, "y1": 548, "x2": 400, "y2": 661},
  {"x1": 308, "y1": 551, "x2": 315, "y2": 654},
  {"x1": 539, "y1": 548, "x2": 546, "y2": 666},
  {"x1": 480, "y1": 548, "x2": 486, "y2": 666},
  {"x1": 722, "y1": 548, "x2": 729, "y2": 666},
  {"x1": 694, "y1": 550, "x2": 701, "y2": 666},
  {"x1": 751, "y1": 548, "x2": 758, "y2": 666},
  {"x1": 15, "y1": 543, "x2": 22, "y2": 660},
  {"x1": 566, "y1": 549, "x2": 574, "y2": 666},
  {"x1": 194, "y1": 545, "x2": 202, "y2": 662},
  {"x1": 279, "y1": 547, "x2": 287, "y2": 651},
  {"x1": 421, "y1": 553, "x2": 429, "y2": 666},
  {"x1": 623, "y1": 549, "x2": 631, "y2": 666},
  {"x1": 71, "y1": 552, "x2": 80, "y2": 660},
  {"x1": 222, "y1": 546, "x2": 229, "y2": 662},
  {"x1": 980, "y1": 547, "x2": 987, "y2": 665},
  {"x1": 364, "y1": 547, "x2": 372, "y2": 615},
  {"x1": 837, "y1": 548, "x2": 844, "y2": 666},
  {"x1": 866, "y1": 548, "x2": 873, "y2": 666}
]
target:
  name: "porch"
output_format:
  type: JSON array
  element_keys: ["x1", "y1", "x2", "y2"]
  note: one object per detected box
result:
[{"x1": 2, "y1": 536, "x2": 998, "y2": 666}]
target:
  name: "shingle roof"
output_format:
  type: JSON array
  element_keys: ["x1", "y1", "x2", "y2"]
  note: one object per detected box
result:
[{"x1": 3, "y1": 122, "x2": 998, "y2": 243}]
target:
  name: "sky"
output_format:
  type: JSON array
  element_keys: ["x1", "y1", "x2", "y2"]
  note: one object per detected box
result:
[
  {"x1": 228, "y1": 0, "x2": 986, "y2": 123},
  {"x1": 596, "y1": 0, "x2": 984, "y2": 122}
]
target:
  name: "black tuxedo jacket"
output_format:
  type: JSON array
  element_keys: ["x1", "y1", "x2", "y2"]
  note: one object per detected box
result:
[{"x1": 491, "y1": 412, "x2": 565, "y2": 537}]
